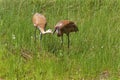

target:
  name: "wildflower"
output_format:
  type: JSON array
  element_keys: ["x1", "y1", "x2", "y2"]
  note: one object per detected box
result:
[
  {"x1": 12, "y1": 34, "x2": 16, "y2": 40},
  {"x1": 92, "y1": 46, "x2": 95, "y2": 48},
  {"x1": 101, "y1": 46, "x2": 104, "y2": 48},
  {"x1": 5, "y1": 43, "x2": 7, "y2": 46},
  {"x1": 31, "y1": 36, "x2": 33, "y2": 39}
]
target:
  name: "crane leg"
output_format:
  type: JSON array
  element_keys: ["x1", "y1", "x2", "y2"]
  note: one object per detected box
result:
[
  {"x1": 34, "y1": 27, "x2": 37, "y2": 43},
  {"x1": 67, "y1": 34, "x2": 70, "y2": 48}
]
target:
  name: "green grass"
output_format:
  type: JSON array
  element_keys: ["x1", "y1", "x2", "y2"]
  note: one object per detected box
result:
[{"x1": 0, "y1": 0, "x2": 120, "y2": 80}]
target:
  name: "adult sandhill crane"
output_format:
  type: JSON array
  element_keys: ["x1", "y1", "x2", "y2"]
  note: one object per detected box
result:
[
  {"x1": 53, "y1": 20, "x2": 78, "y2": 48},
  {"x1": 32, "y1": 13, "x2": 52, "y2": 42}
]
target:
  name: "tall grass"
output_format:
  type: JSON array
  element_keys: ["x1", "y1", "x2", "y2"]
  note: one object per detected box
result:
[{"x1": 0, "y1": 0, "x2": 120, "y2": 80}]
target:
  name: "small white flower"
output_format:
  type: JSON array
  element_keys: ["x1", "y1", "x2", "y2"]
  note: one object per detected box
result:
[
  {"x1": 92, "y1": 46, "x2": 95, "y2": 48},
  {"x1": 12, "y1": 34, "x2": 16, "y2": 40},
  {"x1": 5, "y1": 43, "x2": 7, "y2": 46},
  {"x1": 31, "y1": 36, "x2": 33, "y2": 39},
  {"x1": 101, "y1": 46, "x2": 104, "y2": 48}
]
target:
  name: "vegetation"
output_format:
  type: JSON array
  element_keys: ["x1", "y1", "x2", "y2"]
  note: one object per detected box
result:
[{"x1": 0, "y1": 0, "x2": 120, "y2": 80}]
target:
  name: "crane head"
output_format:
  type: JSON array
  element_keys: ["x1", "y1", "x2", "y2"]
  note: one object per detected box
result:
[
  {"x1": 46, "y1": 29, "x2": 53, "y2": 34},
  {"x1": 53, "y1": 27, "x2": 59, "y2": 34}
]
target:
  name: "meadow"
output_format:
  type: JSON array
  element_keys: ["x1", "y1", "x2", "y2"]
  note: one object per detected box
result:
[{"x1": 0, "y1": 0, "x2": 120, "y2": 80}]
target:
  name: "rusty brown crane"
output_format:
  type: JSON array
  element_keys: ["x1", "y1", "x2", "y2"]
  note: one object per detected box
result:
[
  {"x1": 53, "y1": 20, "x2": 78, "y2": 48},
  {"x1": 32, "y1": 13, "x2": 52, "y2": 42}
]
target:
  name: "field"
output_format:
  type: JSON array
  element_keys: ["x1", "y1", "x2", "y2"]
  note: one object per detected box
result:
[{"x1": 0, "y1": 0, "x2": 120, "y2": 80}]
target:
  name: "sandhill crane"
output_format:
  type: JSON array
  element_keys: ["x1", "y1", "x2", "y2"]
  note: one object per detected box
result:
[
  {"x1": 32, "y1": 13, "x2": 52, "y2": 42},
  {"x1": 53, "y1": 20, "x2": 78, "y2": 48}
]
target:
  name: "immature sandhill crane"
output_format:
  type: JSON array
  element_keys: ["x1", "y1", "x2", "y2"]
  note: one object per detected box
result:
[
  {"x1": 32, "y1": 13, "x2": 52, "y2": 42},
  {"x1": 53, "y1": 20, "x2": 78, "y2": 48}
]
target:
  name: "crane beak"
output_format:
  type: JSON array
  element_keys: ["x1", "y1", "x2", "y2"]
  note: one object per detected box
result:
[{"x1": 53, "y1": 28, "x2": 57, "y2": 34}]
